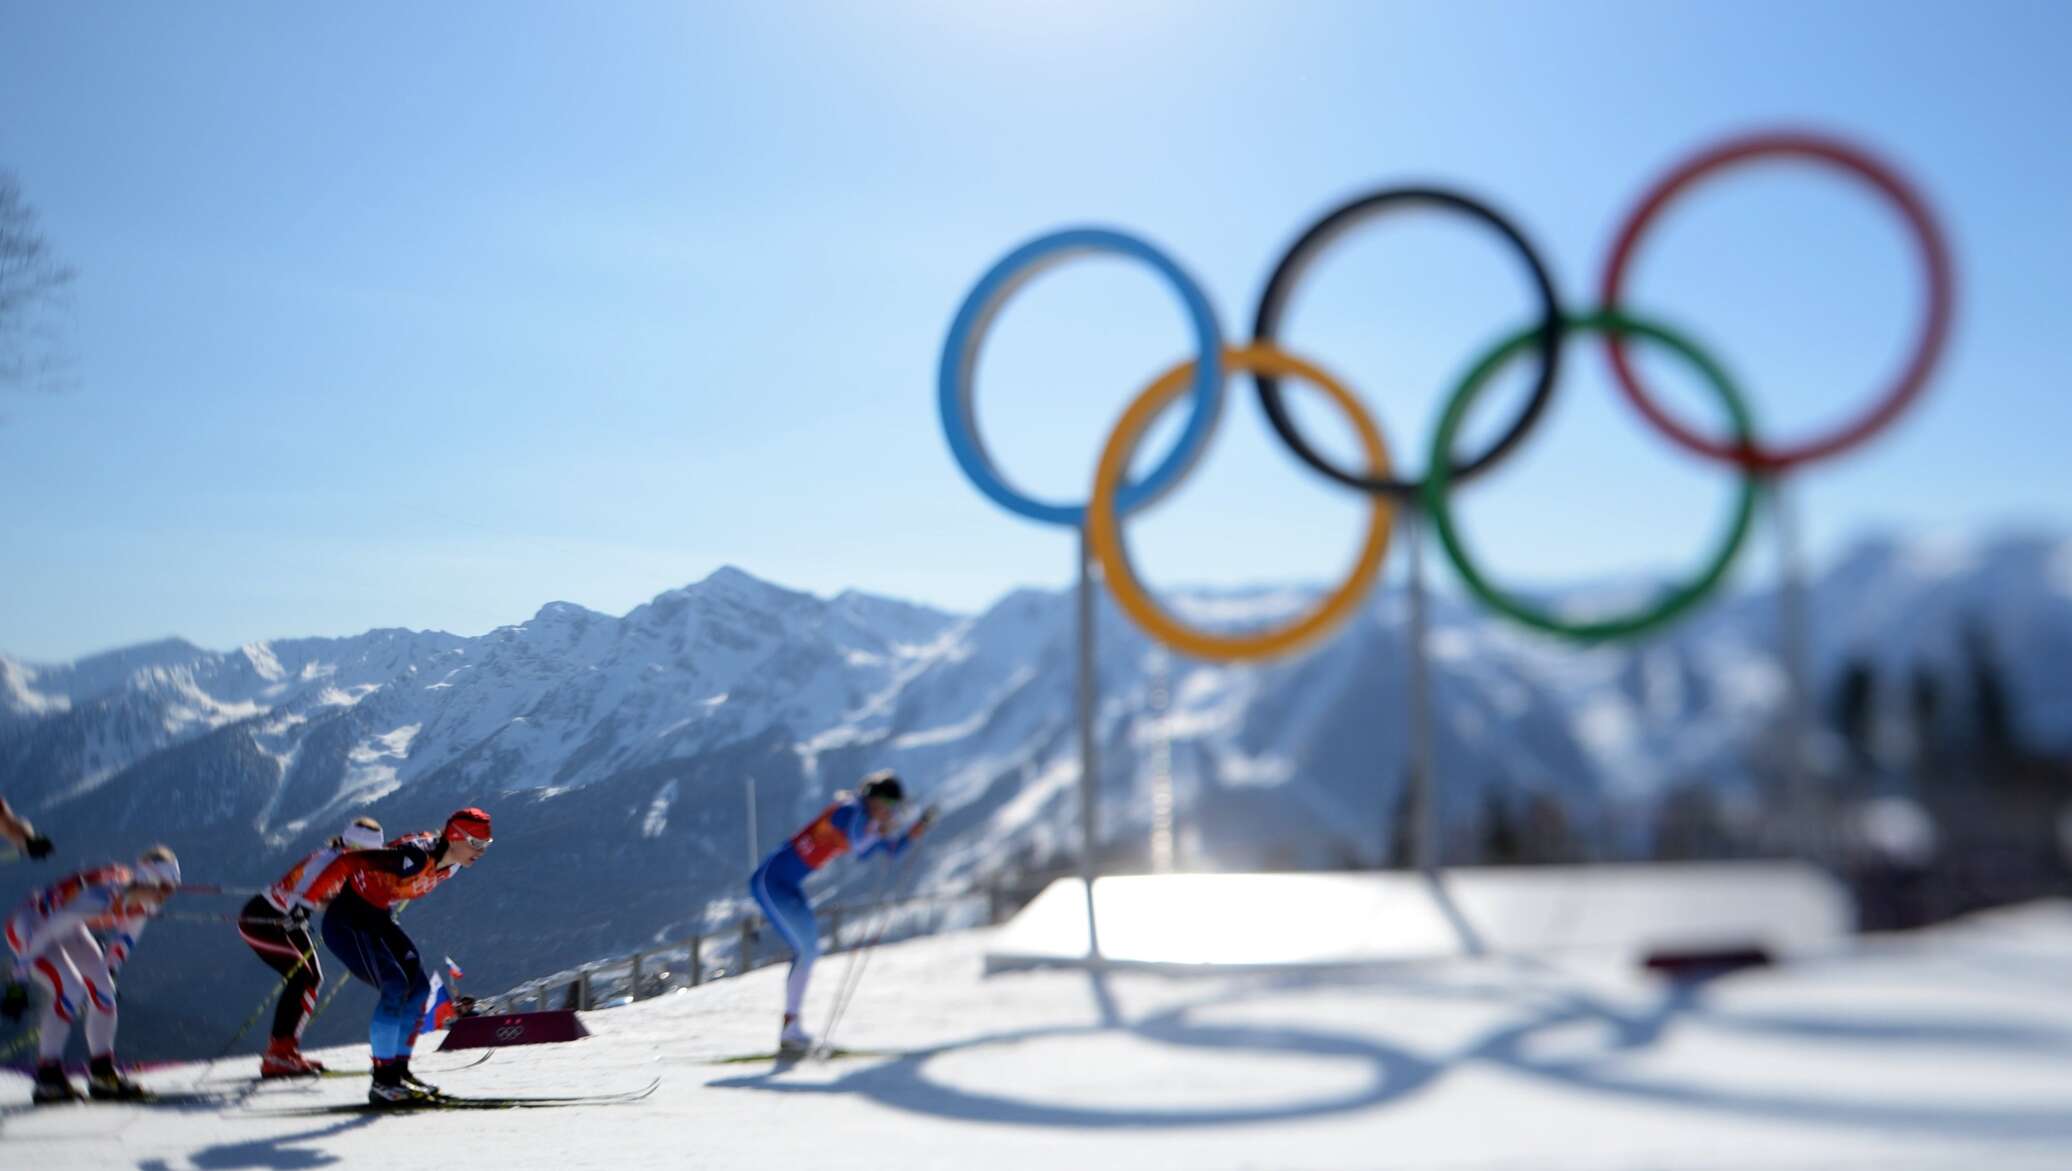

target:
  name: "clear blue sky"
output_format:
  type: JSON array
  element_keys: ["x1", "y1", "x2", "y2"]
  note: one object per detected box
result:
[{"x1": 2, "y1": 1, "x2": 2066, "y2": 661}]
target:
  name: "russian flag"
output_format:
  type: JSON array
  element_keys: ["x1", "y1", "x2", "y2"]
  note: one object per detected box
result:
[
  {"x1": 420, "y1": 972, "x2": 456, "y2": 1033},
  {"x1": 420, "y1": 959, "x2": 464, "y2": 1033}
]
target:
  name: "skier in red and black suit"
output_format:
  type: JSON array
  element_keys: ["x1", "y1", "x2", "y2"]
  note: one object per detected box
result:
[
  {"x1": 237, "y1": 816, "x2": 385, "y2": 1078},
  {"x1": 317, "y1": 807, "x2": 491, "y2": 1107}
]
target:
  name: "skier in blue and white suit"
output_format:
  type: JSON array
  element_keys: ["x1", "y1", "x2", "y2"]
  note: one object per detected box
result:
[{"x1": 749, "y1": 771, "x2": 931, "y2": 1052}]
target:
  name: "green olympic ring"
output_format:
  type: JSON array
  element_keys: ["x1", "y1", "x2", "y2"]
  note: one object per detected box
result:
[{"x1": 1423, "y1": 310, "x2": 1762, "y2": 642}]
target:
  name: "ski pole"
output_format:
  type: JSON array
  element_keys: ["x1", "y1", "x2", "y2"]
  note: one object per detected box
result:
[
  {"x1": 818, "y1": 830, "x2": 929, "y2": 1059},
  {"x1": 305, "y1": 957, "x2": 352, "y2": 1025},
  {"x1": 157, "y1": 910, "x2": 302, "y2": 927},
  {"x1": 197, "y1": 940, "x2": 317, "y2": 1071},
  {"x1": 817, "y1": 871, "x2": 903, "y2": 1059},
  {"x1": 175, "y1": 883, "x2": 269, "y2": 897}
]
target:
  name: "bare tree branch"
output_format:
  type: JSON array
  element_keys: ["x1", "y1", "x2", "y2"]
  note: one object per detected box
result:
[{"x1": 0, "y1": 170, "x2": 78, "y2": 394}]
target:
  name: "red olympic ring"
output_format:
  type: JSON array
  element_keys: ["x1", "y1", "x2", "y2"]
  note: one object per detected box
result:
[{"x1": 1599, "y1": 131, "x2": 1955, "y2": 472}]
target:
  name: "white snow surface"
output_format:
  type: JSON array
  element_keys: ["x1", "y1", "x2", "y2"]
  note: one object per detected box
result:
[{"x1": 6, "y1": 901, "x2": 2071, "y2": 1170}]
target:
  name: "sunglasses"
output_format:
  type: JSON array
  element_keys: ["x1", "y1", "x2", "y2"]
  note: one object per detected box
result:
[{"x1": 453, "y1": 832, "x2": 493, "y2": 849}]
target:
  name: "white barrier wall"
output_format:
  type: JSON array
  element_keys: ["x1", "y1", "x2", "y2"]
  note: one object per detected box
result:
[{"x1": 984, "y1": 863, "x2": 1854, "y2": 972}]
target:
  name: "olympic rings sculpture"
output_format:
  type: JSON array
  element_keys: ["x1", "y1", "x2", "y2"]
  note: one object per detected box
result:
[{"x1": 938, "y1": 130, "x2": 1955, "y2": 662}]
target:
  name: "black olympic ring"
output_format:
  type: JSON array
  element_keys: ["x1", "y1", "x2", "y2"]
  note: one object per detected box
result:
[{"x1": 1250, "y1": 186, "x2": 1565, "y2": 499}]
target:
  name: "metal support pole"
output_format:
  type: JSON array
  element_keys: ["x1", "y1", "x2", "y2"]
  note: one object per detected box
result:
[
  {"x1": 630, "y1": 951, "x2": 644, "y2": 1003},
  {"x1": 1407, "y1": 511, "x2": 1440, "y2": 875},
  {"x1": 1076, "y1": 527, "x2": 1104, "y2": 960},
  {"x1": 740, "y1": 915, "x2": 756, "y2": 976},
  {"x1": 1148, "y1": 646, "x2": 1176, "y2": 874},
  {"x1": 689, "y1": 934, "x2": 703, "y2": 987},
  {"x1": 1770, "y1": 477, "x2": 1818, "y2": 858}
]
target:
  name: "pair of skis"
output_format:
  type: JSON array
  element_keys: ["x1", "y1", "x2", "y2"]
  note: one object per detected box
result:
[
  {"x1": 244, "y1": 1077, "x2": 661, "y2": 1114},
  {"x1": 184, "y1": 1052, "x2": 655, "y2": 1113}
]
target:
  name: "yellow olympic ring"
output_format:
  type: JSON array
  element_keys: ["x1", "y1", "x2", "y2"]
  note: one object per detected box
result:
[{"x1": 1088, "y1": 344, "x2": 1395, "y2": 663}]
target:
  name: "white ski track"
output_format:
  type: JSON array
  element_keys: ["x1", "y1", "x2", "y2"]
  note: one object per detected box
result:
[{"x1": 3, "y1": 902, "x2": 2071, "y2": 1169}]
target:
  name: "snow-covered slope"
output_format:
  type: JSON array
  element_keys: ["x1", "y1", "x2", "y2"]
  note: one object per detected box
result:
[
  {"x1": 1, "y1": 533, "x2": 2065, "y2": 1061},
  {"x1": 5, "y1": 901, "x2": 2070, "y2": 1170}
]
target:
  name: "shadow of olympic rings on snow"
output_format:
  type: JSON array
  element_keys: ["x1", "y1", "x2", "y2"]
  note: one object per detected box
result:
[
  {"x1": 1463, "y1": 977, "x2": 2072, "y2": 1141},
  {"x1": 712, "y1": 970, "x2": 1445, "y2": 1128},
  {"x1": 709, "y1": 964, "x2": 2072, "y2": 1137}
]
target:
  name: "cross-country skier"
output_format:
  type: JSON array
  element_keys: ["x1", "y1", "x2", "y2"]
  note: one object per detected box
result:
[
  {"x1": 0, "y1": 795, "x2": 55, "y2": 859},
  {"x1": 2, "y1": 846, "x2": 180, "y2": 1103},
  {"x1": 318, "y1": 808, "x2": 491, "y2": 1107},
  {"x1": 749, "y1": 771, "x2": 932, "y2": 1054},
  {"x1": 238, "y1": 815, "x2": 386, "y2": 1078}
]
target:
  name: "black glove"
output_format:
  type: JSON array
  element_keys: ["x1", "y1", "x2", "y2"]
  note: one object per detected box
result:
[
  {"x1": 1, "y1": 980, "x2": 27, "y2": 1023},
  {"x1": 23, "y1": 834, "x2": 54, "y2": 860}
]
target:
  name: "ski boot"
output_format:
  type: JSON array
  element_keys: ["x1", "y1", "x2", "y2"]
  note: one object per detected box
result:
[
  {"x1": 260, "y1": 1037, "x2": 321, "y2": 1079},
  {"x1": 778, "y1": 1016, "x2": 814, "y2": 1058},
  {"x1": 31, "y1": 1061, "x2": 83, "y2": 1105},
  {"x1": 368, "y1": 1059, "x2": 433, "y2": 1109},
  {"x1": 395, "y1": 1057, "x2": 439, "y2": 1095},
  {"x1": 87, "y1": 1055, "x2": 151, "y2": 1102}
]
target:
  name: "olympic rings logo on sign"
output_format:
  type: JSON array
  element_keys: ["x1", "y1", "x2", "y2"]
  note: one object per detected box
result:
[
  {"x1": 938, "y1": 130, "x2": 1954, "y2": 662},
  {"x1": 495, "y1": 1025, "x2": 526, "y2": 1042}
]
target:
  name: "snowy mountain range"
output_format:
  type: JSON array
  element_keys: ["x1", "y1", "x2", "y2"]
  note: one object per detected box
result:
[{"x1": 3, "y1": 531, "x2": 2069, "y2": 1058}]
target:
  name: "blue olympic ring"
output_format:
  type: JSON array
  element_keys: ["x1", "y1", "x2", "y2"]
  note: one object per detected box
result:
[{"x1": 936, "y1": 227, "x2": 1225, "y2": 528}]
